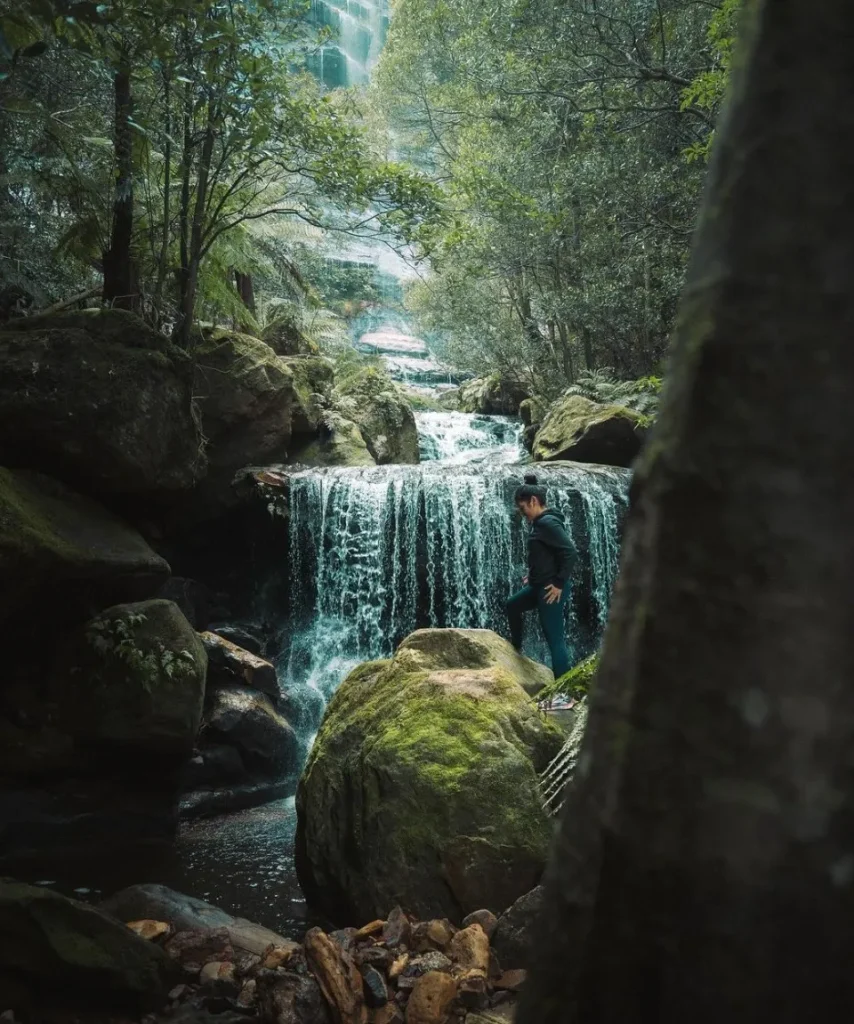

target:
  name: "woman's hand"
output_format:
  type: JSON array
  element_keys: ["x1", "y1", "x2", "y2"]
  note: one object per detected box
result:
[{"x1": 543, "y1": 584, "x2": 562, "y2": 605}]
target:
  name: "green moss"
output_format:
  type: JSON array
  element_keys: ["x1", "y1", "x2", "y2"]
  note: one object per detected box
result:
[{"x1": 538, "y1": 653, "x2": 599, "y2": 704}]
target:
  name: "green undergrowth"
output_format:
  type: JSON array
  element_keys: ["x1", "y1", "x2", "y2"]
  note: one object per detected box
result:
[{"x1": 537, "y1": 653, "x2": 599, "y2": 704}]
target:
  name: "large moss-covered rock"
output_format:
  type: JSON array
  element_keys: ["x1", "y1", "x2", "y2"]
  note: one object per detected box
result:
[
  {"x1": 532, "y1": 394, "x2": 646, "y2": 467},
  {"x1": 293, "y1": 411, "x2": 375, "y2": 467},
  {"x1": 336, "y1": 365, "x2": 420, "y2": 464},
  {"x1": 193, "y1": 330, "x2": 332, "y2": 495},
  {"x1": 0, "y1": 467, "x2": 169, "y2": 622},
  {"x1": 0, "y1": 879, "x2": 178, "y2": 1011},
  {"x1": 296, "y1": 628, "x2": 563, "y2": 923},
  {"x1": 0, "y1": 309, "x2": 203, "y2": 503},
  {"x1": 66, "y1": 599, "x2": 207, "y2": 762},
  {"x1": 261, "y1": 311, "x2": 320, "y2": 356}
]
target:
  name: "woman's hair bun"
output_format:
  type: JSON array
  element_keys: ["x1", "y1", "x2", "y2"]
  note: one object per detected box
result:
[{"x1": 523, "y1": 473, "x2": 539, "y2": 485}]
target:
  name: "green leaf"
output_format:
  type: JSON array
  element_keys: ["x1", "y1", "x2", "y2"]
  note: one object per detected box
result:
[{"x1": 82, "y1": 136, "x2": 113, "y2": 149}]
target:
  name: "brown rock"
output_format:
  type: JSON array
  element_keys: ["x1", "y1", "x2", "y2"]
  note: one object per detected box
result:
[
  {"x1": 261, "y1": 942, "x2": 301, "y2": 969},
  {"x1": 128, "y1": 919, "x2": 171, "y2": 942},
  {"x1": 199, "y1": 960, "x2": 238, "y2": 992},
  {"x1": 493, "y1": 970, "x2": 525, "y2": 992},
  {"x1": 412, "y1": 920, "x2": 455, "y2": 953},
  {"x1": 358, "y1": 947, "x2": 395, "y2": 973},
  {"x1": 405, "y1": 972, "x2": 457, "y2": 1024},
  {"x1": 457, "y1": 971, "x2": 488, "y2": 1009},
  {"x1": 448, "y1": 926, "x2": 489, "y2": 977},
  {"x1": 165, "y1": 928, "x2": 234, "y2": 966},
  {"x1": 460, "y1": 912, "x2": 497, "y2": 942},
  {"x1": 238, "y1": 979, "x2": 257, "y2": 1007},
  {"x1": 389, "y1": 954, "x2": 410, "y2": 980},
  {"x1": 305, "y1": 926, "x2": 367, "y2": 1024},
  {"x1": 356, "y1": 920, "x2": 386, "y2": 940},
  {"x1": 200, "y1": 631, "x2": 280, "y2": 703},
  {"x1": 383, "y1": 907, "x2": 411, "y2": 949},
  {"x1": 371, "y1": 1007, "x2": 405, "y2": 1024}
]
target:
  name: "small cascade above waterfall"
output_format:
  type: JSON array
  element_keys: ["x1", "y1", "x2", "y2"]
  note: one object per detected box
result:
[{"x1": 416, "y1": 412, "x2": 524, "y2": 464}]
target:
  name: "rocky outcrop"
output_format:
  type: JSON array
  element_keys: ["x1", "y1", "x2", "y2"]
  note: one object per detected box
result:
[
  {"x1": 200, "y1": 631, "x2": 279, "y2": 703},
  {"x1": 0, "y1": 879, "x2": 179, "y2": 1011},
  {"x1": 0, "y1": 467, "x2": 169, "y2": 622},
  {"x1": 65, "y1": 599, "x2": 207, "y2": 762},
  {"x1": 335, "y1": 365, "x2": 420, "y2": 465},
  {"x1": 0, "y1": 309, "x2": 204, "y2": 506},
  {"x1": 261, "y1": 313, "x2": 320, "y2": 357},
  {"x1": 532, "y1": 394, "x2": 646, "y2": 467},
  {"x1": 296, "y1": 628, "x2": 564, "y2": 923},
  {"x1": 292, "y1": 411, "x2": 375, "y2": 468},
  {"x1": 192, "y1": 329, "x2": 333, "y2": 506},
  {"x1": 457, "y1": 375, "x2": 530, "y2": 416},
  {"x1": 201, "y1": 686, "x2": 296, "y2": 778}
]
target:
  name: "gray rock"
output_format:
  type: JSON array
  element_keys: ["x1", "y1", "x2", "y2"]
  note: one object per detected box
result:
[{"x1": 492, "y1": 887, "x2": 544, "y2": 970}]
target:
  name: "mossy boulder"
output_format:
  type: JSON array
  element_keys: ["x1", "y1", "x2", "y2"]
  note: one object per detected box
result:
[
  {"x1": 0, "y1": 879, "x2": 178, "y2": 1011},
  {"x1": 293, "y1": 411, "x2": 375, "y2": 468},
  {"x1": 261, "y1": 312, "x2": 320, "y2": 357},
  {"x1": 0, "y1": 310, "x2": 204, "y2": 504},
  {"x1": 0, "y1": 467, "x2": 169, "y2": 623},
  {"x1": 295, "y1": 628, "x2": 563, "y2": 923},
  {"x1": 193, "y1": 330, "x2": 331, "y2": 494},
  {"x1": 458, "y1": 374, "x2": 530, "y2": 415},
  {"x1": 336, "y1": 365, "x2": 420, "y2": 464},
  {"x1": 66, "y1": 599, "x2": 207, "y2": 763},
  {"x1": 532, "y1": 394, "x2": 647, "y2": 467}
]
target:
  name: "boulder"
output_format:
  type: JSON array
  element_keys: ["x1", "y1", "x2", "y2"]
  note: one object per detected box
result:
[
  {"x1": 336, "y1": 365, "x2": 420, "y2": 465},
  {"x1": 532, "y1": 394, "x2": 646, "y2": 468},
  {"x1": 65, "y1": 599, "x2": 207, "y2": 762},
  {"x1": 202, "y1": 685, "x2": 297, "y2": 778},
  {"x1": 293, "y1": 411, "x2": 375, "y2": 468},
  {"x1": 0, "y1": 879, "x2": 178, "y2": 1010},
  {"x1": 100, "y1": 883, "x2": 294, "y2": 956},
  {"x1": 491, "y1": 887, "x2": 544, "y2": 970},
  {"x1": 192, "y1": 329, "x2": 332, "y2": 505},
  {"x1": 261, "y1": 312, "x2": 320, "y2": 356},
  {"x1": 200, "y1": 631, "x2": 280, "y2": 703},
  {"x1": 0, "y1": 467, "x2": 169, "y2": 623},
  {"x1": 457, "y1": 375, "x2": 529, "y2": 416},
  {"x1": 518, "y1": 398, "x2": 547, "y2": 428},
  {"x1": 295, "y1": 628, "x2": 564, "y2": 923},
  {"x1": 0, "y1": 309, "x2": 203, "y2": 504}
]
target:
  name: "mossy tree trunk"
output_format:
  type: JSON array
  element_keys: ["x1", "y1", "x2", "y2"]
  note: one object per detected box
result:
[
  {"x1": 102, "y1": 59, "x2": 140, "y2": 311},
  {"x1": 519, "y1": 2, "x2": 854, "y2": 1022}
]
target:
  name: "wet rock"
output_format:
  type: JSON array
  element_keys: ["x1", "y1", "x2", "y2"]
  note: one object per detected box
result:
[
  {"x1": 128, "y1": 919, "x2": 172, "y2": 941},
  {"x1": 412, "y1": 920, "x2": 455, "y2": 953},
  {"x1": 405, "y1": 972, "x2": 458, "y2": 1024},
  {"x1": 202, "y1": 685, "x2": 297, "y2": 778},
  {"x1": 237, "y1": 979, "x2": 257, "y2": 1007},
  {"x1": 165, "y1": 928, "x2": 234, "y2": 967},
  {"x1": 491, "y1": 888, "x2": 543, "y2": 970},
  {"x1": 210, "y1": 624, "x2": 265, "y2": 656},
  {"x1": 292, "y1": 411, "x2": 375, "y2": 468},
  {"x1": 201, "y1": 631, "x2": 279, "y2": 703},
  {"x1": 383, "y1": 907, "x2": 411, "y2": 949},
  {"x1": 101, "y1": 883, "x2": 293, "y2": 956},
  {"x1": 0, "y1": 879, "x2": 178, "y2": 1010},
  {"x1": 355, "y1": 919, "x2": 386, "y2": 941},
  {"x1": 0, "y1": 467, "x2": 170, "y2": 625},
  {"x1": 334, "y1": 364, "x2": 420, "y2": 465},
  {"x1": 0, "y1": 309, "x2": 204, "y2": 506},
  {"x1": 304, "y1": 927, "x2": 367, "y2": 1024},
  {"x1": 399, "y1": 952, "x2": 453, "y2": 989},
  {"x1": 493, "y1": 970, "x2": 525, "y2": 992},
  {"x1": 358, "y1": 947, "x2": 395, "y2": 973},
  {"x1": 256, "y1": 969, "x2": 331, "y2": 1024},
  {"x1": 260, "y1": 942, "x2": 302, "y2": 970},
  {"x1": 460, "y1": 912, "x2": 497, "y2": 942},
  {"x1": 330, "y1": 926, "x2": 359, "y2": 952},
  {"x1": 457, "y1": 375, "x2": 529, "y2": 416},
  {"x1": 362, "y1": 966, "x2": 389, "y2": 1008},
  {"x1": 532, "y1": 394, "x2": 646, "y2": 468},
  {"x1": 179, "y1": 779, "x2": 290, "y2": 819},
  {"x1": 297, "y1": 630, "x2": 561, "y2": 924}
]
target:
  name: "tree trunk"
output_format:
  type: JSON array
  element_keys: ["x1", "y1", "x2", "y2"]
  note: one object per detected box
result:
[
  {"x1": 519, "y1": 2, "x2": 854, "y2": 1022},
  {"x1": 153, "y1": 72, "x2": 172, "y2": 326},
  {"x1": 235, "y1": 271, "x2": 256, "y2": 314},
  {"x1": 177, "y1": 102, "x2": 215, "y2": 349},
  {"x1": 102, "y1": 63, "x2": 139, "y2": 310}
]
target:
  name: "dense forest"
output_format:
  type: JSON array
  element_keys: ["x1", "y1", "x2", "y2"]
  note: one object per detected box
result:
[{"x1": 1, "y1": 0, "x2": 738, "y2": 393}]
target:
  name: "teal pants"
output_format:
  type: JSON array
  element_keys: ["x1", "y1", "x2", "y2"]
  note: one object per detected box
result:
[{"x1": 507, "y1": 584, "x2": 570, "y2": 678}]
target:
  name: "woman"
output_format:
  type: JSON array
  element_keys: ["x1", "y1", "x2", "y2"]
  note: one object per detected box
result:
[{"x1": 507, "y1": 473, "x2": 576, "y2": 678}]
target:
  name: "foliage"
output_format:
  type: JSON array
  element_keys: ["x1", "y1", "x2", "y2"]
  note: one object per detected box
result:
[
  {"x1": 86, "y1": 611, "x2": 197, "y2": 692},
  {"x1": 564, "y1": 370, "x2": 663, "y2": 417},
  {"x1": 377, "y1": 0, "x2": 743, "y2": 394},
  {"x1": 537, "y1": 653, "x2": 598, "y2": 705}
]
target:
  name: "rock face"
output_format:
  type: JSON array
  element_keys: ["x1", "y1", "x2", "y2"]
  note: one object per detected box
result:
[
  {"x1": 0, "y1": 467, "x2": 169, "y2": 622},
  {"x1": 0, "y1": 879, "x2": 178, "y2": 1010},
  {"x1": 532, "y1": 394, "x2": 646, "y2": 468},
  {"x1": 66, "y1": 599, "x2": 207, "y2": 762},
  {"x1": 457, "y1": 375, "x2": 529, "y2": 416},
  {"x1": 193, "y1": 329, "x2": 332, "y2": 500},
  {"x1": 335, "y1": 365, "x2": 420, "y2": 465},
  {"x1": 0, "y1": 309, "x2": 204, "y2": 504},
  {"x1": 293, "y1": 411, "x2": 375, "y2": 468},
  {"x1": 296, "y1": 628, "x2": 563, "y2": 923},
  {"x1": 200, "y1": 631, "x2": 279, "y2": 703},
  {"x1": 492, "y1": 887, "x2": 544, "y2": 970}
]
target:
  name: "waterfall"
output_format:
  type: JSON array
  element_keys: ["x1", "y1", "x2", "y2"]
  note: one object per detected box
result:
[
  {"x1": 310, "y1": 0, "x2": 389, "y2": 87},
  {"x1": 415, "y1": 412, "x2": 523, "y2": 463},
  {"x1": 275, "y1": 449, "x2": 629, "y2": 752}
]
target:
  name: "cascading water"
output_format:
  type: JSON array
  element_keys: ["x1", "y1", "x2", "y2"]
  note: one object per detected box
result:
[{"x1": 276, "y1": 424, "x2": 629, "y2": 755}]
